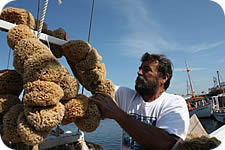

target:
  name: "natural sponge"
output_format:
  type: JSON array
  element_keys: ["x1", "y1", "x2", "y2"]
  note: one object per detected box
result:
[
  {"x1": 76, "y1": 48, "x2": 102, "y2": 71},
  {"x1": 74, "y1": 101, "x2": 101, "y2": 132},
  {"x1": 0, "y1": 69, "x2": 23, "y2": 96},
  {"x1": 82, "y1": 63, "x2": 106, "y2": 91},
  {"x1": 59, "y1": 73, "x2": 80, "y2": 101},
  {"x1": 23, "y1": 80, "x2": 64, "y2": 106},
  {"x1": 91, "y1": 79, "x2": 115, "y2": 99},
  {"x1": 7, "y1": 24, "x2": 36, "y2": 49},
  {"x1": 0, "y1": 94, "x2": 21, "y2": 113},
  {"x1": 13, "y1": 38, "x2": 50, "y2": 74},
  {"x1": 44, "y1": 28, "x2": 67, "y2": 58},
  {"x1": 0, "y1": 7, "x2": 35, "y2": 29},
  {"x1": 17, "y1": 112, "x2": 51, "y2": 146},
  {"x1": 2, "y1": 104, "x2": 23, "y2": 143},
  {"x1": 63, "y1": 40, "x2": 91, "y2": 63},
  {"x1": 23, "y1": 53, "x2": 68, "y2": 84},
  {"x1": 24, "y1": 102, "x2": 65, "y2": 131},
  {"x1": 63, "y1": 94, "x2": 89, "y2": 122}
]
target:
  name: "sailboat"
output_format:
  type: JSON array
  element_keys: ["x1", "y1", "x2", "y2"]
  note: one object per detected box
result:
[
  {"x1": 211, "y1": 71, "x2": 225, "y2": 123},
  {"x1": 184, "y1": 61, "x2": 212, "y2": 118}
]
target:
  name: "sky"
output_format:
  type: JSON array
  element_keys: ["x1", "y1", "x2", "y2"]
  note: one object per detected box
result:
[{"x1": 0, "y1": 0, "x2": 225, "y2": 96}]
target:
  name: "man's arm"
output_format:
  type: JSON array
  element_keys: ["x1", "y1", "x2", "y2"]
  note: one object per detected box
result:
[{"x1": 91, "y1": 94, "x2": 177, "y2": 150}]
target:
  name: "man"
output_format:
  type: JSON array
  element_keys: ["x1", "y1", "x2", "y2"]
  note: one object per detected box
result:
[{"x1": 92, "y1": 53, "x2": 189, "y2": 150}]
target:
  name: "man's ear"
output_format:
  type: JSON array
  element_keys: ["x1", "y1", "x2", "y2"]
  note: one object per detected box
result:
[{"x1": 161, "y1": 73, "x2": 169, "y2": 84}]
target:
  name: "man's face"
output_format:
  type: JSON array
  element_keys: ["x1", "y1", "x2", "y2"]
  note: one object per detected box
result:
[{"x1": 135, "y1": 60, "x2": 160, "y2": 96}]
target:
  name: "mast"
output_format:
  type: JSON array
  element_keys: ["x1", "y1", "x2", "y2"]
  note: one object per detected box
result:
[
  {"x1": 185, "y1": 61, "x2": 195, "y2": 98},
  {"x1": 217, "y1": 71, "x2": 221, "y2": 89},
  {"x1": 186, "y1": 80, "x2": 189, "y2": 95}
]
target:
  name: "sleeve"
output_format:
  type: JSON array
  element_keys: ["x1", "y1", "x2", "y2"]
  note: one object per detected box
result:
[
  {"x1": 115, "y1": 86, "x2": 136, "y2": 112},
  {"x1": 156, "y1": 96, "x2": 190, "y2": 140}
]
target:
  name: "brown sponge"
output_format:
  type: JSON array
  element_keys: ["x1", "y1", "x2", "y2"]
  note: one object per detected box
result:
[
  {"x1": 0, "y1": 69, "x2": 23, "y2": 96},
  {"x1": 17, "y1": 112, "x2": 51, "y2": 146},
  {"x1": 7, "y1": 24, "x2": 36, "y2": 49},
  {"x1": 59, "y1": 73, "x2": 80, "y2": 101},
  {"x1": 23, "y1": 80, "x2": 64, "y2": 106},
  {"x1": 2, "y1": 104, "x2": 23, "y2": 143},
  {"x1": 13, "y1": 38, "x2": 51, "y2": 74},
  {"x1": 43, "y1": 28, "x2": 67, "y2": 58},
  {"x1": 0, "y1": 94, "x2": 21, "y2": 113},
  {"x1": 63, "y1": 40, "x2": 91, "y2": 63},
  {"x1": 0, "y1": 7, "x2": 35, "y2": 29},
  {"x1": 63, "y1": 94, "x2": 89, "y2": 122},
  {"x1": 76, "y1": 48, "x2": 102, "y2": 71},
  {"x1": 91, "y1": 79, "x2": 115, "y2": 99},
  {"x1": 24, "y1": 102, "x2": 65, "y2": 131},
  {"x1": 74, "y1": 101, "x2": 101, "y2": 132},
  {"x1": 23, "y1": 53, "x2": 68, "y2": 84},
  {"x1": 82, "y1": 63, "x2": 106, "y2": 91}
]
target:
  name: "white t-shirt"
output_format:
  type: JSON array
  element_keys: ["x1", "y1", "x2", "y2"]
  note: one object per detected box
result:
[{"x1": 115, "y1": 86, "x2": 189, "y2": 150}]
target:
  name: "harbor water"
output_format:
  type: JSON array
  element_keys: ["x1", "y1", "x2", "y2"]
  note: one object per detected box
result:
[
  {"x1": 61, "y1": 116, "x2": 224, "y2": 150},
  {"x1": 61, "y1": 119, "x2": 121, "y2": 150}
]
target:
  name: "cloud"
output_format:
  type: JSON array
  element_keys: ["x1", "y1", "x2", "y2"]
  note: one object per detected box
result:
[
  {"x1": 189, "y1": 40, "x2": 225, "y2": 53},
  {"x1": 107, "y1": 0, "x2": 225, "y2": 57}
]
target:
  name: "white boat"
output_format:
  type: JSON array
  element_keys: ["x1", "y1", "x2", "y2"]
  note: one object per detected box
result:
[
  {"x1": 210, "y1": 125, "x2": 225, "y2": 150},
  {"x1": 212, "y1": 93, "x2": 225, "y2": 123}
]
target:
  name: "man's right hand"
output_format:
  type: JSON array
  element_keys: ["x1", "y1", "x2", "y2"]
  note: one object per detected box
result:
[{"x1": 90, "y1": 93, "x2": 121, "y2": 120}]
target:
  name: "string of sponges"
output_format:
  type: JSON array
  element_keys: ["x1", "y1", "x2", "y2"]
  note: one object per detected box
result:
[
  {"x1": 63, "y1": 40, "x2": 115, "y2": 132},
  {"x1": 1, "y1": 24, "x2": 79, "y2": 146},
  {"x1": 0, "y1": 69, "x2": 23, "y2": 143}
]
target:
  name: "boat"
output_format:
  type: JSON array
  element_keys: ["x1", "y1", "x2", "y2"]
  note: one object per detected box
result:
[
  {"x1": 186, "y1": 96, "x2": 212, "y2": 118},
  {"x1": 210, "y1": 71, "x2": 225, "y2": 123},
  {"x1": 212, "y1": 93, "x2": 225, "y2": 123},
  {"x1": 184, "y1": 61, "x2": 212, "y2": 118}
]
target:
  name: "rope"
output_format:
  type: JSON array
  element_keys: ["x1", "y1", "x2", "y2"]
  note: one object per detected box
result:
[
  {"x1": 6, "y1": 48, "x2": 11, "y2": 69},
  {"x1": 37, "y1": 0, "x2": 48, "y2": 38},
  {"x1": 81, "y1": 0, "x2": 95, "y2": 95}
]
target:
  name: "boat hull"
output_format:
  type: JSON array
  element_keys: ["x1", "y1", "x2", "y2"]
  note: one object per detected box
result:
[
  {"x1": 213, "y1": 112, "x2": 225, "y2": 123},
  {"x1": 189, "y1": 103, "x2": 212, "y2": 118}
]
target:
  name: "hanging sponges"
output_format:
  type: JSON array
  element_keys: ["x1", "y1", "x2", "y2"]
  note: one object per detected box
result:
[
  {"x1": 74, "y1": 101, "x2": 101, "y2": 132},
  {"x1": 0, "y1": 7, "x2": 35, "y2": 29},
  {"x1": 23, "y1": 80, "x2": 64, "y2": 106},
  {"x1": 63, "y1": 40, "x2": 91, "y2": 63},
  {"x1": 0, "y1": 69, "x2": 23, "y2": 96},
  {"x1": 63, "y1": 40, "x2": 115, "y2": 132},
  {"x1": 13, "y1": 38, "x2": 50, "y2": 74},
  {"x1": 23, "y1": 53, "x2": 68, "y2": 83},
  {"x1": 2, "y1": 104, "x2": 24, "y2": 143},
  {"x1": 0, "y1": 94, "x2": 21, "y2": 113},
  {"x1": 24, "y1": 102, "x2": 65, "y2": 131},
  {"x1": 59, "y1": 74, "x2": 80, "y2": 101},
  {"x1": 63, "y1": 94, "x2": 89, "y2": 122},
  {"x1": 17, "y1": 112, "x2": 51, "y2": 146},
  {"x1": 7, "y1": 24, "x2": 36, "y2": 49}
]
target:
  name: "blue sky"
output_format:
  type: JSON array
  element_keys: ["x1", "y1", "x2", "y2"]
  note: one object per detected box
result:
[{"x1": 0, "y1": 0, "x2": 225, "y2": 96}]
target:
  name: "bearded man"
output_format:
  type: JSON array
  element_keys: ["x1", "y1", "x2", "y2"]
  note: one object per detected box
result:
[{"x1": 92, "y1": 53, "x2": 189, "y2": 150}]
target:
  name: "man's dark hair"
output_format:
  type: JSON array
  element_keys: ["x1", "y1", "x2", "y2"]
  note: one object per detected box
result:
[{"x1": 141, "y1": 52, "x2": 173, "y2": 90}]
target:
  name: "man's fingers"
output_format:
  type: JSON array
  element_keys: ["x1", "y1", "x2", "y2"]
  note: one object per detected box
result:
[{"x1": 90, "y1": 97, "x2": 101, "y2": 105}]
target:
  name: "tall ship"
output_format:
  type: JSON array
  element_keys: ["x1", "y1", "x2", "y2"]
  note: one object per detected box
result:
[{"x1": 184, "y1": 61, "x2": 212, "y2": 118}]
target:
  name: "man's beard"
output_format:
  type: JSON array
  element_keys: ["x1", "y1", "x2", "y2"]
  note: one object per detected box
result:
[{"x1": 135, "y1": 76, "x2": 159, "y2": 96}]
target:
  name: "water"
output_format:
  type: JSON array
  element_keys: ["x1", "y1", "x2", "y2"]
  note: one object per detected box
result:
[
  {"x1": 61, "y1": 119, "x2": 121, "y2": 150},
  {"x1": 199, "y1": 116, "x2": 224, "y2": 134},
  {"x1": 61, "y1": 117, "x2": 224, "y2": 150}
]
